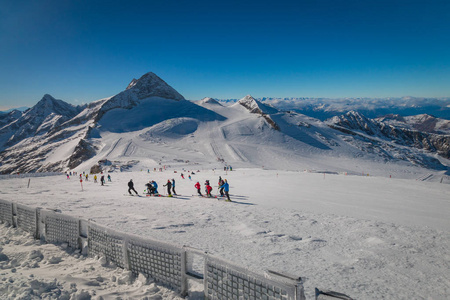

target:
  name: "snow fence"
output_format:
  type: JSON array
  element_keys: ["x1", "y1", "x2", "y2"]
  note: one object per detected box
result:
[
  {"x1": 0, "y1": 172, "x2": 63, "y2": 180},
  {"x1": 0, "y1": 199, "x2": 353, "y2": 299}
]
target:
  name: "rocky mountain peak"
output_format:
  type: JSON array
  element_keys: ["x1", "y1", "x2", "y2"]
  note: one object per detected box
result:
[
  {"x1": 199, "y1": 97, "x2": 222, "y2": 106},
  {"x1": 95, "y1": 72, "x2": 186, "y2": 121},
  {"x1": 327, "y1": 111, "x2": 381, "y2": 136},
  {"x1": 237, "y1": 95, "x2": 262, "y2": 114},
  {"x1": 236, "y1": 95, "x2": 280, "y2": 130},
  {"x1": 125, "y1": 72, "x2": 185, "y2": 101},
  {"x1": 28, "y1": 94, "x2": 80, "y2": 119}
]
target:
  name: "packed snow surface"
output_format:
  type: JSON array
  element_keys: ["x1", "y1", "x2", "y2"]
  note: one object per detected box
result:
[
  {"x1": 0, "y1": 224, "x2": 183, "y2": 300},
  {"x1": 0, "y1": 168, "x2": 449, "y2": 300}
]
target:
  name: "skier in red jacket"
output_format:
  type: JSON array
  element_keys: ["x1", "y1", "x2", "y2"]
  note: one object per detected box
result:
[
  {"x1": 205, "y1": 181, "x2": 213, "y2": 197},
  {"x1": 195, "y1": 182, "x2": 202, "y2": 196}
]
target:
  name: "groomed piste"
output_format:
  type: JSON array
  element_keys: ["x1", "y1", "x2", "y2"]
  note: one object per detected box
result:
[{"x1": 0, "y1": 167, "x2": 449, "y2": 299}]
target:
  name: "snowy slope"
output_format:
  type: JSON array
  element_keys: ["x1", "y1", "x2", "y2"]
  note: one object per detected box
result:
[{"x1": 0, "y1": 169, "x2": 448, "y2": 299}]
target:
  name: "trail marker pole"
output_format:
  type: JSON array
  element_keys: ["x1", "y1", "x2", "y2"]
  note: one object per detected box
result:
[
  {"x1": 80, "y1": 179, "x2": 83, "y2": 191},
  {"x1": 27, "y1": 178, "x2": 31, "y2": 188}
]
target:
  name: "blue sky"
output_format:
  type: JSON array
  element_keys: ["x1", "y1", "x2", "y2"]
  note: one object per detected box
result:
[{"x1": 0, "y1": 0, "x2": 449, "y2": 110}]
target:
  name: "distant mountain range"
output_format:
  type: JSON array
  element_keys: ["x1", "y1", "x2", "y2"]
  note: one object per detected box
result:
[
  {"x1": 218, "y1": 96, "x2": 450, "y2": 121},
  {"x1": 0, "y1": 72, "x2": 448, "y2": 178}
]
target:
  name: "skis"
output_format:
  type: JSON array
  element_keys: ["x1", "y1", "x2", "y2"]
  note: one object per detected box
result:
[
  {"x1": 145, "y1": 194, "x2": 178, "y2": 198},
  {"x1": 193, "y1": 194, "x2": 227, "y2": 199},
  {"x1": 218, "y1": 199, "x2": 232, "y2": 202}
]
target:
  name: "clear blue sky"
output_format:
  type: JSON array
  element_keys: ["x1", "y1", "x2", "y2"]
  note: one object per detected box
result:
[{"x1": 0, "y1": 0, "x2": 449, "y2": 110}]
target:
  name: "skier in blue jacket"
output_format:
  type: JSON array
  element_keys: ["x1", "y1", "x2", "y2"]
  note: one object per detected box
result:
[
  {"x1": 171, "y1": 179, "x2": 177, "y2": 195},
  {"x1": 219, "y1": 179, "x2": 230, "y2": 201},
  {"x1": 151, "y1": 180, "x2": 159, "y2": 194}
]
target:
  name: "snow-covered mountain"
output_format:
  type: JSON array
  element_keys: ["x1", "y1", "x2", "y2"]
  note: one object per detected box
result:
[
  {"x1": 0, "y1": 94, "x2": 83, "y2": 151},
  {"x1": 0, "y1": 72, "x2": 448, "y2": 178},
  {"x1": 376, "y1": 114, "x2": 450, "y2": 135},
  {"x1": 327, "y1": 111, "x2": 450, "y2": 163}
]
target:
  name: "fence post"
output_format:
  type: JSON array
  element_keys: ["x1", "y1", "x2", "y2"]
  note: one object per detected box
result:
[
  {"x1": 79, "y1": 219, "x2": 89, "y2": 255},
  {"x1": 12, "y1": 202, "x2": 18, "y2": 227},
  {"x1": 181, "y1": 249, "x2": 188, "y2": 297}
]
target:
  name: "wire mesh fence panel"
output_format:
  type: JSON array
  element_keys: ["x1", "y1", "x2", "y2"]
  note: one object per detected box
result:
[
  {"x1": 16, "y1": 204, "x2": 37, "y2": 237},
  {"x1": 205, "y1": 256, "x2": 302, "y2": 300},
  {"x1": 0, "y1": 199, "x2": 13, "y2": 225},
  {"x1": 42, "y1": 210, "x2": 80, "y2": 249},
  {"x1": 87, "y1": 221, "x2": 126, "y2": 269},
  {"x1": 127, "y1": 236, "x2": 186, "y2": 295}
]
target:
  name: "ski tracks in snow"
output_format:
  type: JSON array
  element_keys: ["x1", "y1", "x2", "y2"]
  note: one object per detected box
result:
[
  {"x1": 105, "y1": 138, "x2": 123, "y2": 156},
  {"x1": 209, "y1": 124, "x2": 248, "y2": 163}
]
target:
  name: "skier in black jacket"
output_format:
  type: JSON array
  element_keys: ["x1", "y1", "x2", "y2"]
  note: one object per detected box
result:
[
  {"x1": 163, "y1": 180, "x2": 172, "y2": 196},
  {"x1": 128, "y1": 179, "x2": 138, "y2": 195},
  {"x1": 218, "y1": 176, "x2": 225, "y2": 197}
]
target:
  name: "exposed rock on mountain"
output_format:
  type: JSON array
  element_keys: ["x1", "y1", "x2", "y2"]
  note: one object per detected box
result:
[
  {"x1": 0, "y1": 110, "x2": 22, "y2": 128},
  {"x1": 236, "y1": 95, "x2": 280, "y2": 130},
  {"x1": 327, "y1": 111, "x2": 450, "y2": 161},
  {"x1": 377, "y1": 114, "x2": 450, "y2": 135}
]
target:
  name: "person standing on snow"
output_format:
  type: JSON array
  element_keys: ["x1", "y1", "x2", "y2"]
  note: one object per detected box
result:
[
  {"x1": 100, "y1": 175, "x2": 105, "y2": 186},
  {"x1": 205, "y1": 181, "x2": 213, "y2": 197},
  {"x1": 195, "y1": 181, "x2": 202, "y2": 196},
  {"x1": 171, "y1": 179, "x2": 177, "y2": 195},
  {"x1": 145, "y1": 181, "x2": 156, "y2": 195},
  {"x1": 219, "y1": 179, "x2": 230, "y2": 201},
  {"x1": 218, "y1": 176, "x2": 224, "y2": 197},
  {"x1": 163, "y1": 180, "x2": 172, "y2": 196},
  {"x1": 128, "y1": 179, "x2": 138, "y2": 195},
  {"x1": 151, "y1": 180, "x2": 159, "y2": 194}
]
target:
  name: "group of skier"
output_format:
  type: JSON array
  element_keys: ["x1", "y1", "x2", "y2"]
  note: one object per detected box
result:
[
  {"x1": 195, "y1": 176, "x2": 230, "y2": 201},
  {"x1": 68, "y1": 172, "x2": 111, "y2": 186},
  {"x1": 93, "y1": 174, "x2": 110, "y2": 186},
  {"x1": 163, "y1": 179, "x2": 177, "y2": 196},
  {"x1": 127, "y1": 178, "x2": 177, "y2": 197},
  {"x1": 127, "y1": 176, "x2": 230, "y2": 201}
]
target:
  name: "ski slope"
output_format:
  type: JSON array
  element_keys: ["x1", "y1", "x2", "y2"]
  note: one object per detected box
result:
[
  {"x1": 0, "y1": 168, "x2": 448, "y2": 299},
  {"x1": 70, "y1": 95, "x2": 450, "y2": 182}
]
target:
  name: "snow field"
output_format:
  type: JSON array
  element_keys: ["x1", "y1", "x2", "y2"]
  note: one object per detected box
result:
[
  {"x1": 0, "y1": 224, "x2": 184, "y2": 300},
  {"x1": 0, "y1": 168, "x2": 449, "y2": 299}
]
